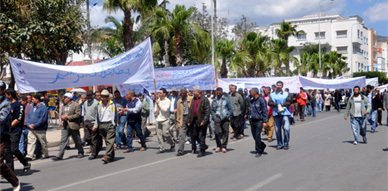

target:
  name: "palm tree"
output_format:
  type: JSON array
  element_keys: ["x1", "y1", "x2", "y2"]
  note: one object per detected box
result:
[
  {"x1": 309, "y1": 53, "x2": 320, "y2": 78},
  {"x1": 171, "y1": 4, "x2": 195, "y2": 66},
  {"x1": 240, "y1": 32, "x2": 269, "y2": 77},
  {"x1": 299, "y1": 51, "x2": 309, "y2": 76},
  {"x1": 216, "y1": 39, "x2": 235, "y2": 78},
  {"x1": 152, "y1": 7, "x2": 173, "y2": 67},
  {"x1": 103, "y1": 0, "x2": 157, "y2": 51},
  {"x1": 327, "y1": 51, "x2": 349, "y2": 78},
  {"x1": 190, "y1": 24, "x2": 211, "y2": 64},
  {"x1": 275, "y1": 20, "x2": 304, "y2": 41}
]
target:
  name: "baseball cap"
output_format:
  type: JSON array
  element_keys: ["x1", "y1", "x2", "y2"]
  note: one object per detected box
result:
[{"x1": 64, "y1": 92, "x2": 73, "y2": 99}]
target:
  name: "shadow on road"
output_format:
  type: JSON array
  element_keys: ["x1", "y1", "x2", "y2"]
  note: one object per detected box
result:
[{"x1": 0, "y1": 181, "x2": 34, "y2": 191}]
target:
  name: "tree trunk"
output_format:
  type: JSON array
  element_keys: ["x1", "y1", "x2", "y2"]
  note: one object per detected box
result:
[
  {"x1": 123, "y1": 9, "x2": 134, "y2": 51},
  {"x1": 220, "y1": 58, "x2": 227, "y2": 78},
  {"x1": 164, "y1": 38, "x2": 170, "y2": 67},
  {"x1": 256, "y1": 70, "x2": 264, "y2": 77},
  {"x1": 174, "y1": 29, "x2": 183, "y2": 66},
  {"x1": 248, "y1": 63, "x2": 255, "y2": 77}
]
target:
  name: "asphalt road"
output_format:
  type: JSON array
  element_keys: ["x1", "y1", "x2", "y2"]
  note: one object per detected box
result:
[{"x1": 2, "y1": 110, "x2": 388, "y2": 191}]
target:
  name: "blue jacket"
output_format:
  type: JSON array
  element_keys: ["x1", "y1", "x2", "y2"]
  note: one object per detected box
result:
[
  {"x1": 0, "y1": 95, "x2": 12, "y2": 134},
  {"x1": 211, "y1": 96, "x2": 233, "y2": 121},
  {"x1": 249, "y1": 96, "x2": 268, "y2": 122},
  {"x1": 268, "y1": 91, "x2": 293, "y2": 116},
  {"x1": 27, "y1": 103, "x2": 48, "y2": 131}
]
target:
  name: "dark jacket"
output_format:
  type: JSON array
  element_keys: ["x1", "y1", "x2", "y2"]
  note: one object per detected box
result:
[
  {"x1": 372, "y1": 92, "x2": 384, "y2": 110},
  {"x1": 334, "y1": 91, "x2": 342, "y2": 102},
  {"x1": 189, "y1": 95, "x2": 210, "y2": 126},
  {"x1": 59, "y1": 101, "x2": 81, "y2": 130},
  {"x1": 249, "y1": 96, "x2": 268, "y2": 122},
  {"x1": 27, "y1": 103, "x2": 48, "y2": 131},
  {"x1": 211, "y1": 96, "x2": 233, "y2": 121},
  {"x1": 10, "y1": 101, "x2": 24, "y2": 133},
  {"x1": 0, "y1": 95, "x2": 12, "y2": 134}
]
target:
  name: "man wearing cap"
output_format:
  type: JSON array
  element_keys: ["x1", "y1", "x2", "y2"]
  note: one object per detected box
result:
[
  {"x1": 122, "y1": 90, "x2": 146, "y2": 153},
  {"x1": 268, "y1": 81, "x2": 293, "y2": 150},
  {"x1": 26, "y1": 94, "x2": 49, "y2": 160},
  {"x1": 168, "y1": 88, "x2": 180, "y2": 143},
  {"x1": 4, "y1": 89, "x2": 31, "y2": 174},
  {"x1": 83, "y1": 91, "x2": 102, "y2": 160},
  {"x1": 249, "y1": 88, "x2": 268, "y2": 157},
  {"x1": 211, "y1": 87, "x2": 233, "y2": 153},
  {"x1": 113, "y1": 90, "x2": 128, "y2": 150},
  {"x1": 52, "y1": 93, "x2": 84, "y2": 161},
  {"x1": 94, "y1": 90, "x2": 117, "y2": 164},
  {"x1": 0, "y1": 81, "x2": 21, "y2": 190},
  {"x1": 176, "y1": 88, "x2": 193, "y2": 156}
]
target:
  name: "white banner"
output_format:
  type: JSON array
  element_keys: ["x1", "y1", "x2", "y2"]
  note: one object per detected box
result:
[
  {"x1": 218, "y1": 77, "x2": 301, "y2": 93},
  {"x1": 299, "y1": 76, "x2": 366, "y2": 89},
  {"x1": 378, "y1": 84, "x2": 388, "y2": 91},
  {"x1": 10, "y1": 38, "x2": 155, "y2": 93},
  {"x1": 366, "y1": 77, "x2": 379, "y2": 87},
  {"x1": 118, "y1": 64, "x2": 216, "y2": 95}
]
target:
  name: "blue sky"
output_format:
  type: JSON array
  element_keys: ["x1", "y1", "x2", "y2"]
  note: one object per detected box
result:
[{"x1": 89, "y1": 0, "x2": 388, "y2": 36}]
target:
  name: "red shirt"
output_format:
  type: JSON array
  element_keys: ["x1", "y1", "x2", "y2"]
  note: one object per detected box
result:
[{"x1": 192, "y1": 95, "x2": 201, "y2": 118}]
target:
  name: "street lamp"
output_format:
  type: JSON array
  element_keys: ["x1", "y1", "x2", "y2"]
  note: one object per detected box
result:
[{"x1": 318, "y1": 0, "x2": 334, "y2": 77}]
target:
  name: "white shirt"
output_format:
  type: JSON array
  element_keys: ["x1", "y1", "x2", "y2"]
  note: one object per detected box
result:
[
  {"x1": 170, "y1": 96, "x2": 176, "y2": 113},
  {"x1": 156, "y1": 98, "x2": 171, "y2": 122},
  {"x1": 354, "y1": 96, "x2": 362, "y2": 117}
]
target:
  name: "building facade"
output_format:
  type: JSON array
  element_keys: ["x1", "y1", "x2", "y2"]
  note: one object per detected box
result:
[{"x1": 256, "y1": 14, "x2": 378, "y2": 77}]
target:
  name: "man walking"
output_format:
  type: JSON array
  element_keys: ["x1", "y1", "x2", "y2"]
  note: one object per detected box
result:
[
  {"x1": 4, "y1": 89, "x2": 31, "y2": 174},
  {"x1": 334, "y1": 89, "x2": 342, "y2": 112},
  {"x1": 189, "y1": 86, "x2": 210, "y2": 157},
  {"x1": 53, "y1": 93, "x2": 84, "y2": 160},
  {"x1": 113, "y1": 90, "x2": 127, "y2": 150},
  {"x1": 123, "y1": 90, "x2": 147, "y2": 153},
  {"x1": 229, "y1": 85, "x2": 244, "y2": 141},
  {"x1": 211, "y1": 87, "x2": 233, "y2": 153},
  {"x1": 94, "y1": 90, "x2": 117, "y2": 164},
  {"x1": 365, "y1": 85, "x2": 378, "y2": 133},
  {"x1": 0, "y1": 81, "x2": 21, "y2": 190},
  {"x1": 139, "y1": 93, "x2": 151, "y2": 138},
  {"x1": 155, "y1": 88, "x2": 175, "y2": 153},
  {"x1": 375, "y1": 88, "x2": 384, "y2": 126},
  {"x1": 263, "y1": 87, "x2": 274, "y2": 142},
  {"x1": 297, "y1": 88, "x2": 307, "y2": 122},
  {"x1": 249, "y1": 88, "x2": 268, "y2": 157},
  {"x1": 26, "y1": 94, "x2": 49, "y2": 160},
  {"x1": 83, "y1": 91, "x2": 102, "y2": 160},
  {"x1": 176, "y1": 88, "x2": 193, "y2": 156},
  {"x1": 169, "y1": 88, "x2": 180, "y2": 143},
  {"x1": 268, "y1": 81, "x2": 293, "y2": 150},
  {"x1": 344, "y1": 86, "x2": 371, "y2": 145}
]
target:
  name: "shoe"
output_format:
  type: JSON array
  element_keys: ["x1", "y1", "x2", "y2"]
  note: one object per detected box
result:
[
  {"x1": 52, "y1": 157, "x2": 63, "y2": 161},
  {"x1": 176, "y1": 151, "x2": 184, "y2": 157},
  {"x1": 185, "y1": 141, "x2": 191, "y2": 145},
  {"x1": 65, "y1": 146, "x2": 71, "y2": 150},
  {"x1": 255, "y1": 153, "x2": 262, "y2": 158},
  {"x1": 240, "y1": 134, "x2": 244, "y2": 138},
  {"x1": 25, "y1": 157, "x2": 32, "y2": 161},
  {"x1": 88, "y1": 155, "x2": 96, "y2": 160},
  {"x1": 102, "y1": 156, "x2": 109, "y2": 164},
  {"x1": 363, "y1": 136, "x2": 367, "y2": 143},
  {"x1": 156, "y1": 149, "x2": 165, "y2": 154},
  {"x1": 284, "y1": 146, "x2": 289, "y2": 150},
  {"x1": 353, "y1": 141, "x2": 358, "y2": 145},
  {"x1": 139, "y1": 147, "x2": 147, "y2": 151},
  {"x1": 86, "y1": 150, "x2": 92, "y2": 154},
  {"x1": 276, "y1": 147, "x2": 283, "y2": 150},
  {"x1": 123, "y1": 149, "x2": 134, "y2": 153},
  {"x1": 197, "y1": 151, "x2": 205, "y2": 158},
  {"x1": 215, "y1": 147, "x2": 220, "y2": 153},
  {"x1": 78, "y1": 154, "x2": 84, "y2": 158},
  {"x1": 222, "y1": 148, "x2": 227, "y2": 153},
  {"x1": 13, "y1": 180, "x2": 21, "y2": 191},
  {"x1": 23, "y1": 163, "x2": 31, "y2": 175},
  {"x1": 170, "y1": 144, "x2": 176, "y2": 152}
]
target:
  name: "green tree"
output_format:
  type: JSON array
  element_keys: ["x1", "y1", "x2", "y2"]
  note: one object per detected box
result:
[
  {"x1": 239, "y1": 32, "x2": 269, "y2": 77},
  {"x1": 299, "y1": 51, "x2": 310, "y2": 76},
  {"x1": 152, "y1": 7, "x2": 173, "y2": 67},
  {"x1": 216, "y1": 39, "x2": 235, "y2": 78},
  {"x1": 309, "y1": 53, "x2": 320, "y2": 78},
  {"x1": 92, "y1": 16, "x2": 125, "y2": 57},
  {"x1": 103, "y1": 0, "x2": 157, "y2": 51}
]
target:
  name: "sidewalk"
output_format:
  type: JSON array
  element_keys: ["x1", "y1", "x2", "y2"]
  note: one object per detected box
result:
[{"x1": 46, "y1": 120, "x2": 156, "y2": 148}]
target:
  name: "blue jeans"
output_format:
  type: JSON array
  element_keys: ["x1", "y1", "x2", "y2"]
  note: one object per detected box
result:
[
  {"x1": 350, "y1": 117, "x2": 366, "y2": 142},
  {"x1": 19, "y1": 128, "x2": 28, "y2": 154},
  {"x1": 318, "y1": 103, "x2": 322, "y2": 112},
  {"x1": 274, "y1": 115, "x2": 290, "y2": 148},
  {"x1": 115, "y1": 115, "x2": 127, "y2": 147},
  {"x1": 311, "y1": 105, "x2": 316, "y2": 116},
  {"x1": 366, "y1": 110, "x2": 377, "y2": 131},
  {"x1": 126, "y1": 121, "x2": 146, "y2": 150}
]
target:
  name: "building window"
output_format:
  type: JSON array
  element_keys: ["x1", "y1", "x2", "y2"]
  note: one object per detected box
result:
[
  {"x1": 297, "y1": 33, "x2": 306, "y2": 40},
  {"x1": 357, "y1": 30, "x2": 360, "y2": 38},
  {"x1": 337, "y1": 46, "x2": 348, "y2": 54},
  {"x1": 315, "y1": 32, "x2": 325, "y2": 39},
  {"x1": 336, "y1": 30, "x2": 347, "y2": 38}
]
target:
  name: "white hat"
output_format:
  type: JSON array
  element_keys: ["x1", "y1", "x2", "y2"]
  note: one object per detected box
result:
[
  {"x1": 64, "y1": 92, "x2": 73, "y2": 99},
  {"x1": 101, "y1": 90, "x2": 110, "y2": 96}
]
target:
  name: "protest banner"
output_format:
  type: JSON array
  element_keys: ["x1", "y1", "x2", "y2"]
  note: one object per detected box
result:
[
  {"x1": 10, "y1": 38, "x2": 155, "y2": 93},
  {"x1": 218, "y1": 77, "x2": 301, "y2": 93},
  {"x1": 366, "y1": 77, "x2": 379, "y2": 87},
  {"x1": 299, "y1": 76, "x2": 366, "y2": 89},
  {"x1": 118, "y1": 64, "x2": 216, "y2": 95}
]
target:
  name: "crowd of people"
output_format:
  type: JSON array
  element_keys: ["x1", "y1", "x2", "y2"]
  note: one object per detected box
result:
[{"x1": 1, "y1": 79, "x2": 387, "y2": 190}]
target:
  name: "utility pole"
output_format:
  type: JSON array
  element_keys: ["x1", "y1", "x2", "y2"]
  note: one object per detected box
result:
[
  {"x1": 213, "y1": 0, "x2": 217, "y2": 39},
  {"x1": 86, "y1": 0, "x2": 92, "y2": 62}
]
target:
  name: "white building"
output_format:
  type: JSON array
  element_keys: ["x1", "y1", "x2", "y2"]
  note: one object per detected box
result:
[
  {"x1": 377, "y1": 42, "x2": 388, "y2": 74},
  {"x1": 256, "y1": 14, "x2": 377, "y2": 77}
]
